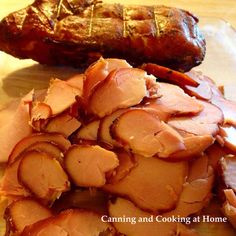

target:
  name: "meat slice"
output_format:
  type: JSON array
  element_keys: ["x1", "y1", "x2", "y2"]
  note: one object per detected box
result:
[
  {"x1": 141, "y1": 82, "x2": 203, "y2": 121},
  {"x1": 76, "y1": 120, "x2": 100, "y2": 141},
  {"x1": 44, "y1": 79, "x2": 82, "y2": 116},
  {"x1": 64, "y1": 145, "x2": 119, "y2": 187},
  {"x1": 168, "y1": 100, "x2": 223, "y2": 136},
  {"x1": 8, "y1": 133, "x2": 71, "y2": 165},
  {"x1": 25, "y1": 142, "x2": 64, "y2": 164},
  {"x1": 45, "y1": 113, "x2": 81, "y2": 137},
  {"x1": 168, "y1": 135, "x2": 214, "y2": 160},
  {"x1": 108, "y1": 197, "x2": 177, "y2": 236},
  {"x1": 21, "y1": 209, "x2": 115, "y2": 236},
  {"x1": 112, "y1": 109, "x2": 185, "y2": 158},
  {"x1": 83, "y1": 58, "x2": 132, "y2": 104},
  {"x1": 98, "y1": 109, "x2": 129, "y2": 148},
  {"x1": 30, "y1": 102, "x2": 52, "y2": 123},
  {"x1": 185, "y1": 70, "x2": 222, "y2": 100},
  {"x1": 165, "y1": 154, "x2": 214, "y2": 217},
  {"x1": 206, "y1": 144, "x2": 228, "y2": 170},
  {"x1": 0, "y1": 158, "x2": 30, "y2": 197},
  {"x1": 88, "y1": 68, "x2": 147, "y2": 117},
  {"x1": 222, "y1": 189, "x2": 236, "y2": 229},
  {"x1": 103, "y1": 155, "x2": 188, "y2": 212},
  {"x1": 107, "y1": 150, "x2": 137, "y2": 184},
  {"x1": 0, "y1": 91, "x2": 32, "y2": 162},
  {"x1": 4, "y1": 198, "x2": 52, "y2": 235},
  {"x1": 186, "y1": 70, "x2": 236, "y2": 126},
  {"x1": 212, "y1": 97, "x2": 236, "y2": 126},
  {"x1": 66, "y1": 74, "x2": 84, "y2": 93},
  {"x1": 218, "y1": 155, "x2": 236, "y2": 192},
  {"x1": 18, "y1": 151, "x2": 70, "y2": 203}
]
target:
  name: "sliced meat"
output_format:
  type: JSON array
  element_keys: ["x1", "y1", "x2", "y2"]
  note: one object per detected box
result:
[
  {"x1": 98, "y1": 109, "x2": 129, "y2": 148},
  {"x1": 8, "y1": 133, "x2": 71, "y2": 165},
  {"x1": 66, "y1": 74, "x2": 84, "y2": 92},
  {"x1": 30, "y1": 102, "x2": 52, "y2": 122},
  {"x1": 64, "y1": 145, "x2": 119, "y2": 187},
  {"x1": 219, "y1": 125, "x2": 236, "y2": 153},
  {"x1": 165, "y1": 154, "x2": 214, "y2": 217},
  {"x1": 76, "y1": 120, "x2": 100, "y2": 141},
  {"x1": 21, "y1": 209, "x2": 115, "y2": 236},
  {"x1": 4, "y1": 198, "x2": 52, "y2": 235},
  {"x1": 0, "y1": 158, "x2": 30, "y2": 197},
  {"x1": 108, "y1": 197, "x2": 177, "y2": 236},
  {"x1": 83, "y1": 58, "x2": 132, "y2": 104},
  {"x1": 88, "y1": 68, "x2": 147, "y2": 117},
  {"x1": 186, "y1": 70, "x2": 236, "y2": 126},
  {"x1": 45, "y1": 113, "x2": 81, "y2": 137},
  {"x1": 25, "y1": 142, "x2": 64, "y2": 164},
  {"x1": 168, "y1": 135, "x2": 214, "y2": 160},
  {"x1": 103, "y1": 155, "x2": 188, "y2": 212},
  {"x1": 168, "y1": 100, "x2": 223, "y2": 136},
  {"x1": 112, "y1": 109, "x2": 185, "y2": 158},
  {"x1": 107, "y1": 150, "x2": 137, "y2": 184},
  {"x1": 142, "y1": 63, "x2": 199, "y2": 87},
  {"x1": 212, "y1": 97, "x2": 236, "y2": 126},
  {"x1": 0, "y1": 91, "x2": 33, "y2": 163},
  {"x1": 218, "y1": 155, "x2": 236, "y2": 192},
  {"x1": 141, "y1": 82, "x2": 203, "y2": 121},
  {"x1": 206, "y1": 144, "x2": 228, "y2": 170},
  {"x1": 222, "y1": 189, "x2": 236, "y2": 229},
  {"x1": 185, "y1": 70, "x2": 222, "y2": 100},
  {"x1": 44, "y1": 79, "x2": 82, "y2": 116},
  {"x1": 18, "y1": 151, "x2": 70, "y2": 203}
]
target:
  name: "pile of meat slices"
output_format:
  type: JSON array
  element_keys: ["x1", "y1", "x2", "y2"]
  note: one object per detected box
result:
[{"x1": 0, "y1": 58, "x2": 236, "y2": 235}]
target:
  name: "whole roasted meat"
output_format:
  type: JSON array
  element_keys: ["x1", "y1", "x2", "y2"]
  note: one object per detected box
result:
[{"x1": 0, "y1": 0, "x2": 206, "y2": 71}]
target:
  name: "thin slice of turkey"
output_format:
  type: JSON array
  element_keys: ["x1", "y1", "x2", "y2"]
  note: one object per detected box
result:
[{"x1": 0, "y1": 91, "x2": 33, "y2": 162}]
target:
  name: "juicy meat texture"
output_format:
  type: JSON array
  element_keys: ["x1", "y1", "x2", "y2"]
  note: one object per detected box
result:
[
  {"x1": 64, "y1": 145, "x2": 119, "y2": 187},
  {"x1": 165, "y1": 154, "x2": 214, "y2": 217},
  {"x1": 18, "y1": 151, "x2": 70, "y2": 202},
  {"x1": 103, "y1": 155, "x2": 188, "y2": 213},
  {"x1": 98, "y1": 109, "x2": 129, "y2": 148},
  {"x1": 88, "y1": 68, "x2": 147, "y2": 117},
  {"x1": 76, "y1": 120, "x2": 100, "y2": 141},
  {"x1": 4, "y1": 198, "x2": 52, "y2": 235},
  {"x1": 44, "y1": 113, "x2": 81, "y2": 137},
  {"x1": 112, "y1": 109, "x2": 185, "y2": 158},
  {"x1": 8, "y1": 133, "x2": 71, "y2": 165},
  {"x1": 21, "y1": 209, "x2": 115, "y2": 236},
  {"x1": 168, "y1": 100, "x2": 223, "y2": 136},
  {"x1": 107, "y1": 150, "x2": 137, "y2": 184},
  {"x1": 44, "y1": 79, "x2": 82, "y2": 116},
  {"x1": 0, "y1": 0, "x2": 205, "y2": 71},
  {"x1": 142, "y1": 82, "x2": 203, "y2": 121},
  {"x1": 185, "y1": 70, "x2": 236, "y2": 127},
  {"x1": 83, "y1": 58, "x2": 132, "y2": 104}
]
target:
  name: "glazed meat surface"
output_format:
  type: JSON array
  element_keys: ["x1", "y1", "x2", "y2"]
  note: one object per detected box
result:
[{"x1": 0, "y1": 0, "x2": 206, "y2": 71}]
